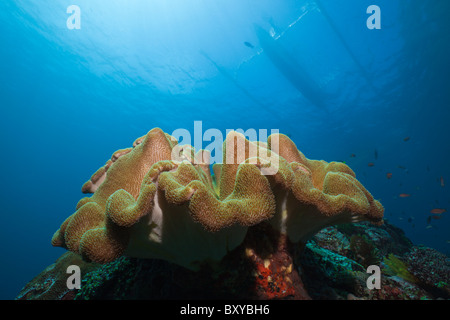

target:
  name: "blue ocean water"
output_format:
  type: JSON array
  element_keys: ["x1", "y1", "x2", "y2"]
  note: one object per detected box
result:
[{"x1": 0, "y1": 0, "x2": 449, "y2": 300}]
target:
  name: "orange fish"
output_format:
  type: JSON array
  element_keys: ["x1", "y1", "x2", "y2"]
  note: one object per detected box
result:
[
  {"x1": 430, "y1": 208, "x2": 446, "y2": 214},
  {"x1": 441, "y1": 176, "x2": 445, "y2": 187},
  {"x1": 399, "y1": 193, "x2": 411, "y2": 198},
  {"x1": 368, "y1": 163, "x2": 375, "y2": 167},
  {"x1": 386, "y1": 173, "x2": 392, "y2": 179},
  {"x1": 404, "y1": 137, "x2": 410, "y2": 142},
  {"x1": 431, "y1": 215, "x2": 442, "y2": 220}
]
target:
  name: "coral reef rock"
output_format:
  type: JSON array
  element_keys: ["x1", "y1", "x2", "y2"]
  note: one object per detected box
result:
[
  {"x1": 17, "y1": 220, "x2": 449, "y2": 300},
  {"x1": 16, "y1": 252, "x2": 100, "y2": 300}
]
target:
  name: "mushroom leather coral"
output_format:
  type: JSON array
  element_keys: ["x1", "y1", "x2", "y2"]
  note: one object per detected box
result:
[{"x1": 52, "y1": 128, "x2": 384, "y2": 270}]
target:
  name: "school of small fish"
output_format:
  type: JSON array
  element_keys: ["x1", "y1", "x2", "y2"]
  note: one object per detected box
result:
[{"x1": 346, "y1": 136, "x2": 447, "y2": 244}]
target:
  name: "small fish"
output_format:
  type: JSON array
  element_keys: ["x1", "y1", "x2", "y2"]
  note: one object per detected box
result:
[
  {"x1": 386, "y1": 172, "x2": 393, "y2": 179},
  {"x1": 426, "y1": 165, "x2": 430, "y2": 172},
  {"x1": 441, "y1": 176, "x2": 445, "y2": 187},
  {"x1": 430, "y1": 208, "x2": 446, "y2": 214},
  {"x1": 427, "y1": 216, "x2": 432, "y2": 224},
  {"x1": 404, "y1": 137, "x2": 410, "y2": 142},
  {"x1": 244, "y1": 41, "x2": 254, "y2": 49},
  {"x1": 368, "y1": 162, "x2": 375, "y2": 167},
  {"x1": 350, "y1": 154, "x2": 356, "y2": 158},
  {"x1": 426, "y1": 225, "x2": 433, "y2": 229},
  {"x1": 398, "y1": 165, "x2": 406, "y2": 170},
  {"x1": 408, "y1": 217, "x2": 413, "y2": 223},
  {"x1": 374, "y1": 149, "x2": 378, "y2": 160},
  {"x1": 431, "y1": 215, "x2": 442, "y2": 220},
  {"x1": 399, "y1": 193, "x2": 411, "y2": 198}
]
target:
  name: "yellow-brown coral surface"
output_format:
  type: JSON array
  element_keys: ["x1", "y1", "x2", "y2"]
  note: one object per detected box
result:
[{"x1": 52, "y1": 128, "x2": 383, "y2": 270}]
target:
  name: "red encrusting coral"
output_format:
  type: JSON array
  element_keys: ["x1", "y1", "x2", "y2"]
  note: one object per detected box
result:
[{"x1": 243, "y1": 223, "x2": 310, "y2": 300}]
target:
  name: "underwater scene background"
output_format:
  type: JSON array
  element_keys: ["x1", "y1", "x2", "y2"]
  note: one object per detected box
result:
[{"x1": 1, "y1": 0, "x2": 449, "y2": 300}]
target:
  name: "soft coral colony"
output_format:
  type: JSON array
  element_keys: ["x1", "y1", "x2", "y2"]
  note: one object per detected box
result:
[{"x1": 52, "y1": 128, "x2": 384, "y2": 272}]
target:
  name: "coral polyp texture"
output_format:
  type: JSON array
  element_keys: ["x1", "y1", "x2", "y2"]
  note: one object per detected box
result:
[{"x1": 52, "y1": 128, "x2": 384, "y2": 271}]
